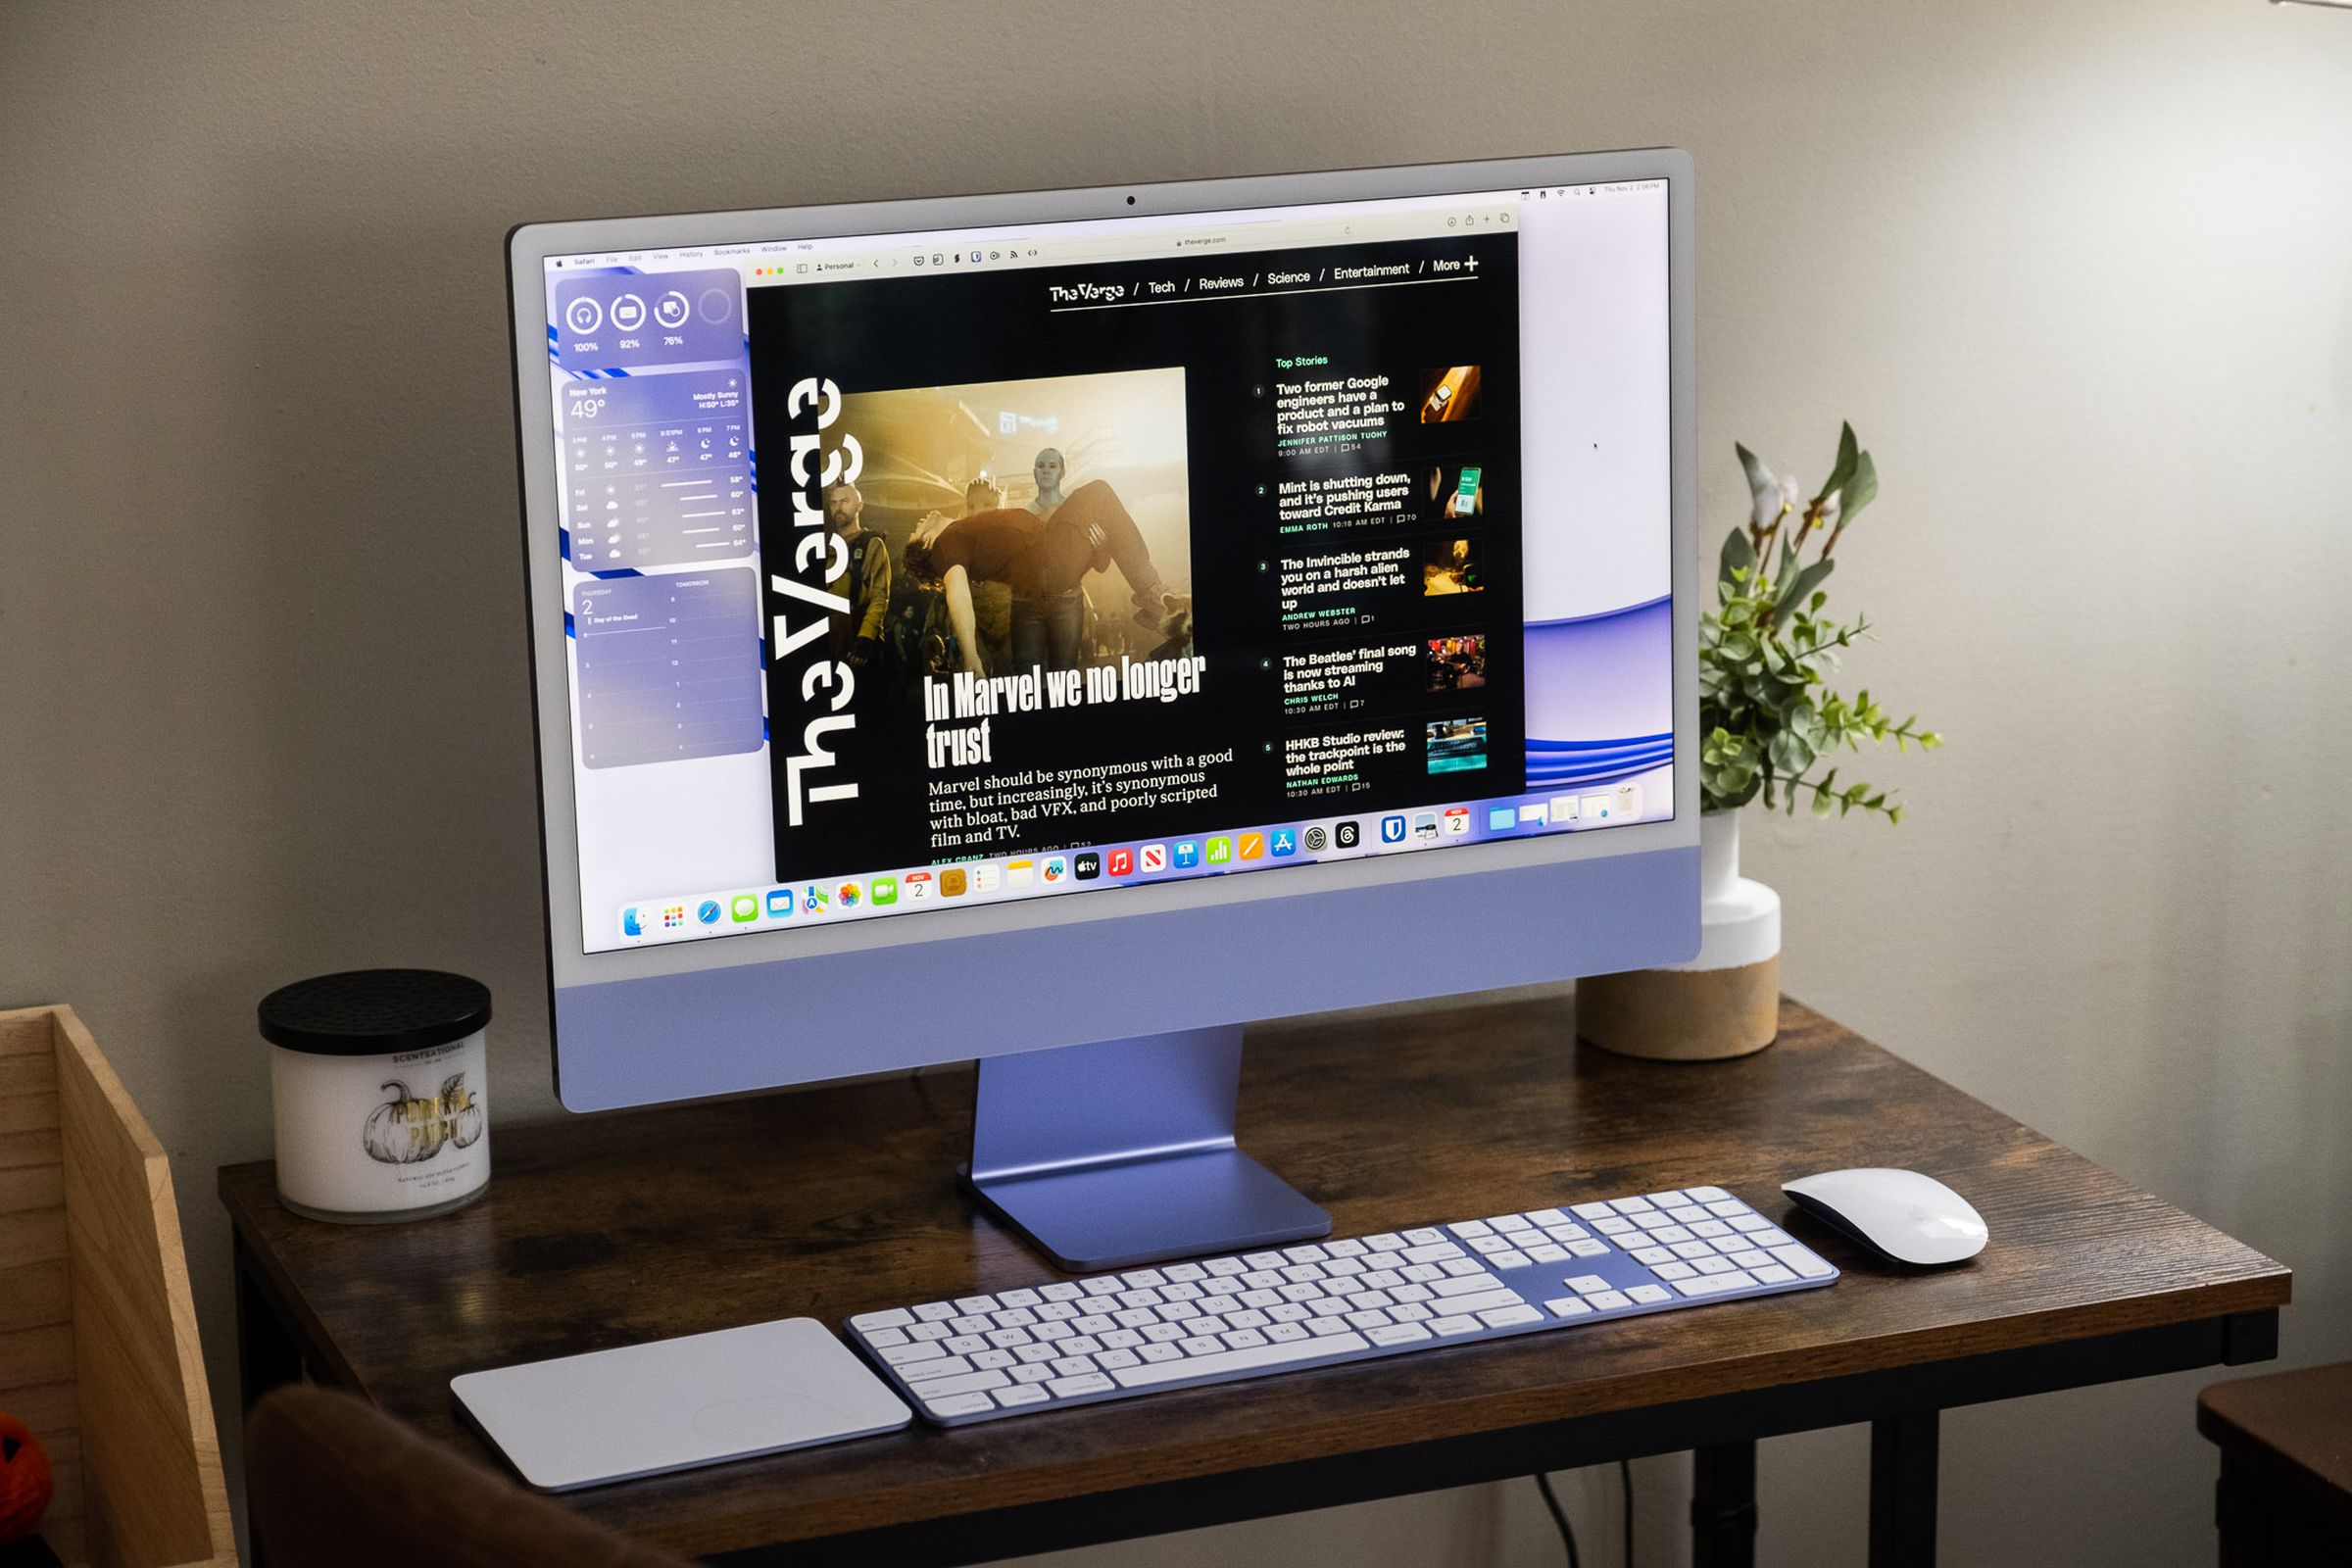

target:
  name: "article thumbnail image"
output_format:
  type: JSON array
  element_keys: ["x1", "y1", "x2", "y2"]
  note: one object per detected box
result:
[
  {"x1": 1427, "y1": 463, "x2": 1485, "y2": 517},
  {"x1": 1418, "y1": 366, "x2": 1482, "y2": 424},
  {"x1": 1426, "y1": 634, "x2": 1487, "y2": 693},
  {"x1": 1426, "y1": 715, "x2": 1489, "y2": 774},
  {"x1": 1422, "y1": 536, "x2": 1484, "y2": 596},
  {"x1": 836, "y1": 368, "x2": 1193, "y2": 686}
]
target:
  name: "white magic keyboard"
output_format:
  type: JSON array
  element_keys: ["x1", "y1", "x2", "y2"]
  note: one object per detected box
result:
[{"x1": 843, "y1": 1185, "x2": 1838, "y2": 1426}]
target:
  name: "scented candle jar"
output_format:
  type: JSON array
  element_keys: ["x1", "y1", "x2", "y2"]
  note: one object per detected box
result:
[{"x1": 259, "y1": 969, "x2": 492, "y2": 1223}]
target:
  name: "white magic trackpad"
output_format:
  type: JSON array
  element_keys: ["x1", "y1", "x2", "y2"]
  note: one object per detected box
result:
[{"x1": 451, "y1": 1316, "x2": 910, "y2": 1491}]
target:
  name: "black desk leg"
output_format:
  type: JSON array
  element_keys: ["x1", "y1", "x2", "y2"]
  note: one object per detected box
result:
[
  {"x1": 234, "y1": 1229, "x2": 305, "y2": 1415},
  {"x1": 1869, "y1": 1410, "x2": 1939, "y2": 1568},
  {"x1": 1692, "y1": 1440, "x2": 1759, "y2": 1568},
  {"x1": 235, "y1": 1229, "x2": 307, "y2": 1568}
]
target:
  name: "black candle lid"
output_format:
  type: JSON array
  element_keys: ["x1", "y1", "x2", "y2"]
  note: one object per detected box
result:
[{"x1": 259, "y1": 969, "x2": 492, "y2": 1056}]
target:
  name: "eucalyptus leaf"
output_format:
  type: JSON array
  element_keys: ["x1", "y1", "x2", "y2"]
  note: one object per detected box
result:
[
  {"x1": 1719, "y1": 526, "x2": 1755, "y2": 588},
  {"x1": 1838, "y1": 451, "x2": 1878, "y2": 526}
]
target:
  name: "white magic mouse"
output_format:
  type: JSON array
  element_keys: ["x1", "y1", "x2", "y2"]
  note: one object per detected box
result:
[{"x1": 1781, "y1": 1168, "x2": 1988, "y2": 1267}]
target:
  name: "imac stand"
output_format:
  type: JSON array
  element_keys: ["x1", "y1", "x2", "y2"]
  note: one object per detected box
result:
[{"x1": 961, "y1": 1026, "x2": 1332, "y2": 1271}]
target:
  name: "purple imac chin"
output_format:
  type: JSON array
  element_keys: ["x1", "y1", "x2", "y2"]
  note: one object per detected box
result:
[{"x1": 555, "y1": 842, "x2": 1697, "y2": 1270}]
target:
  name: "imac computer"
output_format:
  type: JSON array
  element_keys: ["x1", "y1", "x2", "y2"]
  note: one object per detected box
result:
[{"x1": 508, "y1": 150, "x2": 1698, "y2": 1272}]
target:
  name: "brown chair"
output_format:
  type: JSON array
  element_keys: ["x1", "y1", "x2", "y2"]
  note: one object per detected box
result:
[
  {"x1": 246, "y1": 1385, "x2": 691, "y2": 1568},
  {"x1": 2197, "y1": 1361, "x2": 2352, "y2": 1566}
]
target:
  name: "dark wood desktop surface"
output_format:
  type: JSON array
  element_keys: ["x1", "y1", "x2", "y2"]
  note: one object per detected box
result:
[{"x1": 220, "y1": 996, "x2": 2289, "y2": 1564}]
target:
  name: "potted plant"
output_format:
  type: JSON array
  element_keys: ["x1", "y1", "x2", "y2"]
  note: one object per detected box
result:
[{"x1": 1579, "y1": 424, "x2": 1941, "y2": 1059}]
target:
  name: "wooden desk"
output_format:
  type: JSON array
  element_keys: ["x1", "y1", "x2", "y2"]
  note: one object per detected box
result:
[{"x1": 220, "y1": 997, "x2": 2289, "y2": 1568}]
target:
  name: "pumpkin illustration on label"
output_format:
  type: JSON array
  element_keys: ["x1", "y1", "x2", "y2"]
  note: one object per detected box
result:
[
  {"x1": 365, "y1": 1080, "x2": 447, "y2": 1164},
  {"x1": 443, "y1": 1072, "x2": 485, "y2": 1150}
]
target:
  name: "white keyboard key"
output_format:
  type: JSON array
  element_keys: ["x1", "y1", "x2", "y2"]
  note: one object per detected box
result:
[
  {"x1": 954, "y1": 1295, "x2": 997, "y2": 1314},
  {"x1": 1346, "y1": 1309, "x2": 1393, "y2": 1330},
  {"x1": 1545, "y1": 1224, "x2": 1591, "y2": 1243},
  {"x1": 1570, "y1": 1202, "x2": 1615, "y2": 1220},
  {"x1": 1435, "y1": 1290, "x2": 1526, "y2": 1315},
  {"x1": 1592, "y1": 1216, "x2": 1637, "y2": 1235},
  {"x1": 991, "y1": 1306, "x2": 1037, "y2": 1327},
  {"x1": 1402, "y1": 1242, "x2": 1462, "y2": 1263},
  {"x1": 997, "y1": 1288, "x2": 1041, "y2": 1307},
  {"x1": 1752, "y1": 1228, "x2": 1795, "y2": 1249},
  {"x1": 1164, "y1": 1263, "x2": 1207, "y2": 1282},
  {"x1": 1113, "y1": 1332, "x2": 1371, "y2": 1387},
  {"x1": 1685, "y1": 1186, "x2": 1732, "y2": 1202},
  {"x1": 1429, "y1": 1313, "x2": 1480, "y2": 1335},
  {"x1": 1654, "y1": 1261, "x2": 1696, "y2": 1280},
  {"x1": 1565, "y1": 1274, "x2": 1611, "y2": 1294},
  {"x1": 1706, "y1": 1200, "x2": 1748, "y2": 1217},
  {"x1": 1050, "y1": 1373, "x2": 1117, "y2": 1398},
  {"x1": 1449, "y1": 1220, "x2": 1494, "y2": 1239},
  {"x1": 1671, "y1": 1270, "x2": 1757, "y2": 1298},
  {"x1": 909, "y1": 1322, "x2": 952, "y2": 1343},
  {"x1": 1752, "y1": 1265, "x2": 1796, "y2": 1284},
  {"x1": 1364, "y1": 1233, "x2": 1407, "y2": 1250},
  {"x1": 926, "y1": 1392, "x2": 998, "y2": 1417},
  {"x1": 994, "y1": 1384, "x2": 1052, "y2": 1408},
  {"x1": 1730, "y1": 1214, "x2": 1771, "y2": 1233},
  {"x1": 1644, "y1": 1192, "x2": 1687, "y2": 1206},
  {"x1": 1224, "y1": 1328, "x2": 1270, "y2": 1349},
  {"x1": 865, "y1": 1326, "x2": 909, "y2": 1348},
  {"x1": 1490, "y1": 1214, "x2": 1535, "y2": 1233},
  {"x1": 1124, "y1": 1269, "x2": 1168, "y2": 1289},
  {"x1": 1307, "y1": 1317, "x2": 1353, "y2": 1337},
  {"x1": 1586, "y1": 1290, "x2": 1632, "y2": 1310},
  {"x1": 1282, "y1": 1246, "x2": 1328, "y2": 1264},
  {"x1": 946, "y1": 1334, "x2": 988, "y2": 1354},
  {"x1": 1651, "y1": 1226, "x2": 1694, "y2": 1245},
  {"x1": 1040, "y1": 1283, "x2": 1082, "y2": 1301},
  {"x1": 1769, "y1": 1246, "x2": 1835, "y2": 1279},
  {"x1": 1709, "y1": 1238, "x2": 1749, "y2": 1256},
  {"x1": 1609, "y1": 1197, "x2": 1655, "y2": 1213},
  {"x1": 1010, "y1": 1363, "x2": 1054, "y2": 1383},
  {"x1": 1267, "y1": 1321, "x2": 1310, "y2": 1342},
  {"x1": 1479, "y1": 1304, "x2": 1544, "y2": 1328},
  {"x1": 1631, "y1": 1247, "x2": 1673, "y2": 1266},
  {"x1": 1244, "y1": 1251, "x2": 1285, "y2": 1268},
  {"x1": 1490, "y1": 1250, "x2": 1532, "y2": 1270},
  {"x1": 1099, "y1": 1348, "x2": 1142, "y2": 1369},
  {"x1": 1672, "y1": 1241, "x2": 1716, "y2": 1260},
  {"x1": 1544, "y1": 1298, "x2": 1592, "y2": 1318},
  {"x1": 1036, "y1": 1300, "x2": 1079, "y2": 1321},
  {"x1": 1690, "y1": 1219, "x2": 1734, "y2": 1238},
  {"x1": 1626, "y1": 1285, "x2": 1673, "y2": 1305},
  {"x1": 1694, "y1": 1256, "x2": 1737, "y2": 1276},
  {"x1": 917, "y1": 1367, "x2": 1011, "y2": 1396},
  {"x1": 1081, "y1": 1279, "x2": 1121, "y2": 1298},
  {"x1": 1633, "y1": 1212, "x2": 1672, "y2": 1231},
  {"x1": 1138, "y1": 1342, "x2": 1184, "y2": 1362},
  {"x1": 915, "y1": 1300, "x2": 958, "y2": 1320},
  {"x1": 1667, "y1": 1205, "x2": 1708, "y2": 1223},
  {"x1": 1203, "y1": 1257, "x2": 1247, "y2": 1277},
  {"x1": 1527, "y1": 1244, "x2": 1570, "y2": 1264},
  {"x1": 881, "y1": 1341, "x2": 946, "y2": 1365},
  {"x1": 1730, "y1": 1250, "x2": 1773, "y2": 1270},
  {"x1": 903, "y1": 1355, "x2": 975, "y2": 1381},
  {"x1": 853, "y1": 1308, "x2": 914, "y2": 1332},
  {"x1": 1525, "y1": 1208, "x2": 1571, "y2": 1226},
  {"x1": 1467, "y1": 1236, "x2": 1510, "y2": 1255},
  {"x1": 949, "y1": 1317, "x2": 991, "y2": 1336},
  {"x1": 1568, "y1": 1239, "x2": 1610, "y2": 1257},
  {"x1": 972, "y1": 1349, "x2": 1016, "y2": 1369},
  {"x1": 1327, "y1": 1238, "x2": 1367, "y2": 1257},
  {"x1": 1052, "y1": 1356, "x2": 1096, "y2": 1378},
  {"x1": 1013, "y1": 1344, "x2": 1056, "y2": 1364},
  {"x1": 1433, "y1": 1274, "x2": 1506, "y2": 1298},
  {"x1": 1366, "y1": 1323, "x2": 1434, "y2": 1347}
]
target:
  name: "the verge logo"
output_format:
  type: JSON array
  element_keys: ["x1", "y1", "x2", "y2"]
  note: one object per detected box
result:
[{"x1": 770, "y1": 376, "x2": 865, "y2": 826}]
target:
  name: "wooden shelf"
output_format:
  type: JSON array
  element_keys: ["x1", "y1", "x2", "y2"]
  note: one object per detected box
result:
[{"x1": 0, "y1": 1005, "x2": 232, "y2": 1568}]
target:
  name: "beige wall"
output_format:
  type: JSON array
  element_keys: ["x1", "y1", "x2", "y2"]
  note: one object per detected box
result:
[{"x1": 6, "y1": 1, "x2": 2348, "y2": 1563}]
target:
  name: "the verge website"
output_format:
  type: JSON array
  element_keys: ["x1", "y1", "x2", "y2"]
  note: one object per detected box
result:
[{"x1": 544, "y1": 183, "x2": 1672, "y2": 954}]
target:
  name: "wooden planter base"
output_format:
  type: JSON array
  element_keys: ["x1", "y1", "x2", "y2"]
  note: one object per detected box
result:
[{"x1": 1575, "y1": 955, "x2": 1782, "y2": 1061}]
